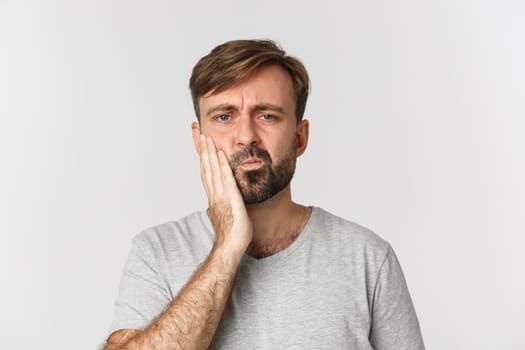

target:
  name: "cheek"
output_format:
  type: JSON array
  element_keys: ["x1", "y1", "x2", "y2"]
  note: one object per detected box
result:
[
  {"x1": 216, "y1": 142, "x2": 236, "y2": 163},
  {"x1": 215, "y1": 140, "x2": 232, "y2": 155},
  {"x1": 277, "y1": 136, "x2": 299, "y2": 161},
  {"x1": 202, "y1": 131, "x2": 230, "y2": 152}
]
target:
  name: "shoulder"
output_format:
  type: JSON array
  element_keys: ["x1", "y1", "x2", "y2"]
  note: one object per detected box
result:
[
  {"x1": 311, "y1": 207, "x2": 392, "y2": 262},
  {"x1": 312, "y1": 207, "x2": 389, "y2": 246},
  {"x1": 130, "y1": 211, "x2": 214, "y2": 254}
]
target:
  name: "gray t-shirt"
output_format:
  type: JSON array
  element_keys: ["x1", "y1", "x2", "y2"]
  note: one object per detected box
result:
[{"x1": 110, "y1": 207, "x2": 425, "y2": 349}]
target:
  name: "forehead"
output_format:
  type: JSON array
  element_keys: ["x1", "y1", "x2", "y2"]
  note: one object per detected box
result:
[{"x1": 199, "y1": 65, "x2": 295, "y2": 114}]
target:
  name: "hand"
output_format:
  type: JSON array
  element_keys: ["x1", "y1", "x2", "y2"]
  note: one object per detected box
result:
[{"x1": 198, "y1": 134, "x2": 253, "y2": 258}]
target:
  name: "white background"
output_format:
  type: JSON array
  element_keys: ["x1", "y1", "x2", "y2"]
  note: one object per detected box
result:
[{"x1": 1, "y1": 0, "x2": 524, "y2": 349}]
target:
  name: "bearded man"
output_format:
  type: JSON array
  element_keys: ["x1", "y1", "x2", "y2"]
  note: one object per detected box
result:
[{"x1": 104, "y1": 39, "x2": 425, "y2": 350}]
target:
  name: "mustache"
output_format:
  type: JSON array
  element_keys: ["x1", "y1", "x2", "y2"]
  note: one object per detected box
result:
[{"x1": 230, "y1": 146, "x2": 272, "y2": 168}]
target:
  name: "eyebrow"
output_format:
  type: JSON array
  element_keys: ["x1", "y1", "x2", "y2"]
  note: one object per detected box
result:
[
  {"x1": 205, "y1": 103, "x2": 287, "y2": 117},
  {"x1": 205, "y1": 104, "x2": 237, "y2": 117},
  {"x1": 253, "y1": 103, "x2": 286, "y2": 114}
]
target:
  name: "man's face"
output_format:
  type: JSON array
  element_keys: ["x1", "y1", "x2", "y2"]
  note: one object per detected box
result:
[{"x1": 192, "y1": 65, "x2": 309, "y2": 204}]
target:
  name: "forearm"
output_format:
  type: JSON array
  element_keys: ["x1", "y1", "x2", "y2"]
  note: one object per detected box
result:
[
  {"x1": 115, "y1": 244, "x2": 241, "y2": 350},
  {"x1": 106, "y1": 134, "x2": 251, "y2": 350}
]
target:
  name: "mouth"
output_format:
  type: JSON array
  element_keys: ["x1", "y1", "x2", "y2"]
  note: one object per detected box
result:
[{"x1": 239, "y1": 158, "x2": 264, "y2": 170}]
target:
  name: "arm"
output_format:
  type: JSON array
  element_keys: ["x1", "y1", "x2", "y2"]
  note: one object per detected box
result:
[
  {"x1": 105, "y1": 243, "x2": 242, "y2": 350},
  {"x1": 105, "y1": 135, "x2": 252, "y2": 350},
  {"x1": 369, "y1": 247, "x2": 425, "y2": 350}
]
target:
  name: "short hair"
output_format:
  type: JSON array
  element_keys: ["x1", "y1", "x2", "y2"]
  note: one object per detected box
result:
[{"x1": 189, "y1": 39, "x2": 310, "y2": 123}]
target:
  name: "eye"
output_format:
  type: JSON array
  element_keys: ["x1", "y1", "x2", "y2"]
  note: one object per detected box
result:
[
  {"x1": 215, "y1": 114, "x2": 231, "y2": 123},
  {"x1": 260, "y1": 114, "x2": 275, "y2": 121}
]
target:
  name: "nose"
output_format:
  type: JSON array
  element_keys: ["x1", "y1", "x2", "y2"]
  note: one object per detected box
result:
[{"x1": 235, "y1": 116, "x2": 260, "y2": 147}]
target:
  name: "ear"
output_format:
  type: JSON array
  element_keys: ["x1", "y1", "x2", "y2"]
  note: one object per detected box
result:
[
  {"x1": 191, "y1": 121, "x2": 201, "y2": 153},
  {"x1": 296, "y1": 119, "x2": 309, "y2": 157}
]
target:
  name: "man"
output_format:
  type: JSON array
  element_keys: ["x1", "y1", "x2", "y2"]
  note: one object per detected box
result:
[{"x1": 104, "y1": 40, "x2": 425, "y2": 349}]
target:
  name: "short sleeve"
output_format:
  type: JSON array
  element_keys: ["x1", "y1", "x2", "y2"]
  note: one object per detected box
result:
[
  {"x1": 109, "y1": 233, "x2": 172, "y2": 334},
  {"x1": 369, "y1": 246, "x2": 425, "y2": 350}
]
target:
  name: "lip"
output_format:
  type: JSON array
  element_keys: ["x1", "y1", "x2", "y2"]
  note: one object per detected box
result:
[{"x1": 239, "y1": 158, "x2": 263, "y2": 169}]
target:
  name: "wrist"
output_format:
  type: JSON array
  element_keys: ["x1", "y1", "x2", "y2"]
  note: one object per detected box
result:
[{"x1": 212, "y1": 241, "x2": 246, "y2": 267}]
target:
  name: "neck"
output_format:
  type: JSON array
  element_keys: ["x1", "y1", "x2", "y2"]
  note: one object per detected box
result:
[{"x1": 244, "y1": 185, "x2": 311, "y2": 258}]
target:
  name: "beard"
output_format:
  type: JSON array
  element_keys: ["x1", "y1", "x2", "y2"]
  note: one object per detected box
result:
[{"x1": 229, "y1": 140, "x2": 297, "y2": 205}]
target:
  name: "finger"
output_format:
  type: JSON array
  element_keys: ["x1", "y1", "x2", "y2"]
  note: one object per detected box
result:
[
  {"x1": 218, "y1": 150, "x2": 245, "y2": 210},
  {"x1": 199, "y1": 134, "x2": 213, "y2": 195},
  {"x1": 218, "y1": 149, "x2": 236, "y2": 186},
  {"x1": 199, "y1": 136, "x2": 210, "y2": 195},
  {"x1": 206, "y1": 136, "x2": 223, "y2": 193}
]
